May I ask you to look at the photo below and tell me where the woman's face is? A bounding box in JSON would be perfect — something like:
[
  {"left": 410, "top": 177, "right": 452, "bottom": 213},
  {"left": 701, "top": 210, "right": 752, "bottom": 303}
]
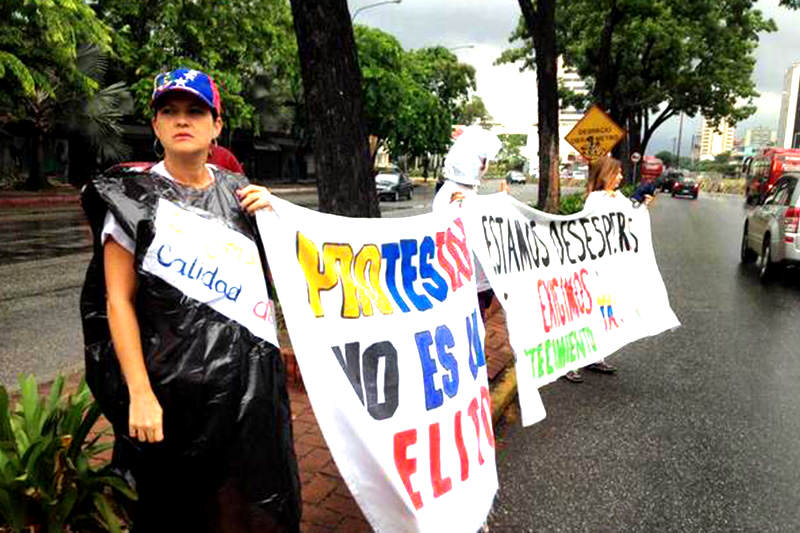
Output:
[
  {"left": 606, "top": 168, "right": 623, "bottom": 191},
  {"left": 151, "top": 92, "right": 222, "bottom": 159}
]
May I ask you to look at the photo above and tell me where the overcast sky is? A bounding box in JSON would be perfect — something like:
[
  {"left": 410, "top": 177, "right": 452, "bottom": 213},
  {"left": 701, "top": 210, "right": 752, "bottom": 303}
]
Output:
[{"left": 348, "top": 0, "right": 800, "bottom": 155}]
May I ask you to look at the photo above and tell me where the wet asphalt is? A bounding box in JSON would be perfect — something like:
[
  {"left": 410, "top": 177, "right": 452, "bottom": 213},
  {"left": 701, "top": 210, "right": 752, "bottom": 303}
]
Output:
[{"left": 489, "top": 193, "right": 800, "bottom": 532}]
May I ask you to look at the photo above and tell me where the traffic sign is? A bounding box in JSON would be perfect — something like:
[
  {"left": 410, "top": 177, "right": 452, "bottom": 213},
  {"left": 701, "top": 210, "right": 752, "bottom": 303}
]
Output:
[
  {"left": 565, "top": 104, "right": 626, "bottom": 162},
  {"left": 630, "top": 151, "right": 641, "bottom": 163}
]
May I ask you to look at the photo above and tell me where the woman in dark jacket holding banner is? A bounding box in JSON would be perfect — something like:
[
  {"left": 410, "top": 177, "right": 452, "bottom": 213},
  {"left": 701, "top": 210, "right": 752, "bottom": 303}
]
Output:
[{"left": 80, "top": 68, "right": 300, "bottom": 532}]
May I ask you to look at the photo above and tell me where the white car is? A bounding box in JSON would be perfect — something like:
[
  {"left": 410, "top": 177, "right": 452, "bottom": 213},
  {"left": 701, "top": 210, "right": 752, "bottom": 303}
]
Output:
[{"left": 505, "top": 170, "right": 526, "bottom": 184}]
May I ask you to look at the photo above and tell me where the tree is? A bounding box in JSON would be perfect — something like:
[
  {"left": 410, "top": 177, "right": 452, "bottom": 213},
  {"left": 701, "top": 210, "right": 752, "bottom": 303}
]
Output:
[
  {"left": 354, "top": 27, "right": 474, "bottom": 168},
  {"left": 655, "top": 150, "right": 675, "bottom": 168},
  {"left": 289, "top": 0, "right": 378, "bottom": 217},
  {"left": 455, "top": 95, "right": 492, "bottom": 127},
  {"left": 497, "top": 133, "right": 528, "bottom": 171},
  {"left": 0, "top": 0, "right": 112, "bottom": 189},
  {"left": 499, "top": 1, "right": 561, "bottom": 213},
  {"left": 501, "top": 0, "right": 774, "bottom": 185},
  {"left": 92, "top": 0, "right": 299, "bottom": 133}
]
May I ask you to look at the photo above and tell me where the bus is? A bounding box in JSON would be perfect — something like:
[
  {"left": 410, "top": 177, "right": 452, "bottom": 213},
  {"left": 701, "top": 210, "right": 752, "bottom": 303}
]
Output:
[{"left": 743, "top": 148, "right": 800, "bottom": 204}]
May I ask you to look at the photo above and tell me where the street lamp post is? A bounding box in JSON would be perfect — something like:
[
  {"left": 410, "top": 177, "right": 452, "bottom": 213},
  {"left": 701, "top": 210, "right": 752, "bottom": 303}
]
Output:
[
  {"left": 351, "top": 0, "right": 401, "bottom": 21},
  {"left": 446, "top": 44, "right": 475, "bottom": 52}
]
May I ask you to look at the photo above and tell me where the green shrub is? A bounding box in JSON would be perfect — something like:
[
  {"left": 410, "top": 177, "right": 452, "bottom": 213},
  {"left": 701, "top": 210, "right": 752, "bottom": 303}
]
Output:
[
  {"left": 0, "top": 375, "right": 135, "bottom": 532},
  {"left": 558, "top": 192, "right": 586, "bottom": 215}
]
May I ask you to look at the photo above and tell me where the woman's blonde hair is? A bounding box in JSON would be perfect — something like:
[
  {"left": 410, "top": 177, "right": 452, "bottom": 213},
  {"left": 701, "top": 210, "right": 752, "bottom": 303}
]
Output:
[{"left": 586, "top": 156, "right": 622, "bottom": 196}]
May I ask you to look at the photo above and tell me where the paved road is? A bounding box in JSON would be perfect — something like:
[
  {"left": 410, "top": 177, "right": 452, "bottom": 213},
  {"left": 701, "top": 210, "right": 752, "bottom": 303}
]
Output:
[
  {"left": 2, "top": 180, "right": 535, "bottom": 388},
  {"left": 489, "top": 193, "right": 800, "bottom": 532},
  {"left": 0, "top": 179, "right": 554, "bottom": 389}
]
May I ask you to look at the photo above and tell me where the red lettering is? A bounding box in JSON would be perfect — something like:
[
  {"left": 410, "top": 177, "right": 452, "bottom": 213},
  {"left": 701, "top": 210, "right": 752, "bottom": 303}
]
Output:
[
  {"left": 537, "top": 280, "right": 552, "bottom": 333},
  {"left": 394, "top": 429, "right": 423, "bottom": 510},
  {"left": 429, "top": 423, "right": 452, "bottom": 498},
  {"left": 454, "top": 410, "right": 469, "bottom": 481},
  {"left": 252, "top": 300, "right": 274, "bottom": 323},
  {"left": 480, "top": 387, "right": 495, "bottom": 448},
  {"left": 467, "top": 398, "right": 484, "bottom": 465},
  {"left": 436, "top": 231, "right": 459, "bottom": 289},
  {"left": 579, "top": 268, "right": 592, "bottom": 313}
]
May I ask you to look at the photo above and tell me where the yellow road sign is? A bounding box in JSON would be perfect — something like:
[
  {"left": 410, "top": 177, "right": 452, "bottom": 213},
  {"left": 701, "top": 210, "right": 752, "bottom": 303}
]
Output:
[{"left": 565, "top": 104, "right": 626, "bottom": 161}]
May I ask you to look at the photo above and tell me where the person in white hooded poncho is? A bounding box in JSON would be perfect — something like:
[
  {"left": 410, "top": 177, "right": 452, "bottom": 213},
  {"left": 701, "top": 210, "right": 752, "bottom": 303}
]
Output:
[{"left": 432, "top": 126, "right": 504, "bottom": 319}]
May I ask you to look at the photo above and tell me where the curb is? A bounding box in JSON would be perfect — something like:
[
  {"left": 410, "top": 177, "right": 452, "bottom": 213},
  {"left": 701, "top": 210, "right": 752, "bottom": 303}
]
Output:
[
  {"left": 490, "top": 366, "right": 517, "bottom": 425},
  {"left": 0, "top": 195, "right": 80, "bottom": 208}
]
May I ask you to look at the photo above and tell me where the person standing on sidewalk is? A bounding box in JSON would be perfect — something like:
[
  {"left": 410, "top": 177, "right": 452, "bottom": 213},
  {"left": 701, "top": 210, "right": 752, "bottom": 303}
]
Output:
[
  {"left": 80, "top": 68, "right": 301, "bottom": 531},
  {"left": 564, "top": 156, "right": 654, "bottom": 383},
  {"left": 432, "top": 126, "right": 504, "bottom": 320}
]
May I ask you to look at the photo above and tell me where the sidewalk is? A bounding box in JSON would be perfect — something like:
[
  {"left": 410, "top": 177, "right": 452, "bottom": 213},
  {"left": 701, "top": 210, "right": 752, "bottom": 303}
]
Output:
[{"left": 32, "top": 303, "right": 516, "bottom": 532}]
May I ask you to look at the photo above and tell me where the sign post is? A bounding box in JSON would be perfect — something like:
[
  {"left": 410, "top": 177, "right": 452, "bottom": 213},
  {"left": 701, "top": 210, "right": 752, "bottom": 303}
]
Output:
[
  {"left": 630, "top": 151, "right": 641, "bottom": 185},
  {"left": 565, "top": 104, "right": 626, "bottom": 163}
]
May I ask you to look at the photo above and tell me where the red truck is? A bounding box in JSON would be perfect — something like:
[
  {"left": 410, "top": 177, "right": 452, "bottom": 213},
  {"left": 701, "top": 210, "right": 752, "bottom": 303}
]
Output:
[
  {"left": 639, "top": 156, "right": 664, "bottom": 184},
  {"left": 743, "top": 148, "right": 800, "bottom": 205}
]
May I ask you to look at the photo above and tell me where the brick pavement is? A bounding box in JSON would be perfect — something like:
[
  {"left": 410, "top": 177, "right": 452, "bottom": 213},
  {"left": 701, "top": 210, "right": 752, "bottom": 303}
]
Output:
[{"left": 23, "top": 302, "right": 514, "bottom": 532}]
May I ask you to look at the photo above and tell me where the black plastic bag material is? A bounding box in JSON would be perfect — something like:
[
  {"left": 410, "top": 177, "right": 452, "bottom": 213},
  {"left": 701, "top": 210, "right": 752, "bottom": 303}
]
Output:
[{"left": 80, "top": 167, "right": 301, "bottom": 532}]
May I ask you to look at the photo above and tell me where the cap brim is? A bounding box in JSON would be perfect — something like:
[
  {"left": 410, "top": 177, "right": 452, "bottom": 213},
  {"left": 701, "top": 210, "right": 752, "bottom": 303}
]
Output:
[{"left": 151, "top": 87, "right": 215, "bottom": 112}]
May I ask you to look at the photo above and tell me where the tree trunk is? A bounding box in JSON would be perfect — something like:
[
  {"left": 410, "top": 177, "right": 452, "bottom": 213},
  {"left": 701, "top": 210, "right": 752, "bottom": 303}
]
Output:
[
  {"left": 289, "top": 0, "right": 378, "bottom": 217},
  {"left": 67, "top": 135, "right": 94, "bottom": 188},
  {"left": 519, "top": 0, "right": 560, "bottom": 213},
  {"left": 24, "top": 130, "right": 47, "bottom": 191}
]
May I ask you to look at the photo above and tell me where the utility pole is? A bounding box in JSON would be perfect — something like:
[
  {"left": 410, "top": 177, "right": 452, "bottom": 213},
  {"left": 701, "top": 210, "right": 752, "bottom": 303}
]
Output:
[{"left": 676, "top": 112, "right": 684, "bottom": 169}]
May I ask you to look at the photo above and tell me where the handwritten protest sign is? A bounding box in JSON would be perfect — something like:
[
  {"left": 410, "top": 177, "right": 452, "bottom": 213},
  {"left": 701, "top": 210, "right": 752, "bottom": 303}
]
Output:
[
  {"left": 464, "top": 193, "right": 680, "bottom": 426},
  {"left": 142, "top": 198, "right": 278, "bottom": 346},
  {"left": 257, "top": 198, "right": 497, "bottom": 533}
]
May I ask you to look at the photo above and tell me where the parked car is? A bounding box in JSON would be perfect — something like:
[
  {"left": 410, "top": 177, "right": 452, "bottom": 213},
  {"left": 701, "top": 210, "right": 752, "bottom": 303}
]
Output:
[
  {"left": 505, "top": 170, "right": 526, "bottom": 185},
  {"left": 740, "top": 173, "right": 800, "bottom": 281},
  {"left": 571, "top": 167, "right": 588, "bottom": 180},
  {"left": 671, "top": 176, "right": 699, "bottom": 199},
  {"left": 743, "top": 148, "right": 800, "bottom": 205},
  {"left": 375, "top": 172, "right": 413, "bottom": 201}
]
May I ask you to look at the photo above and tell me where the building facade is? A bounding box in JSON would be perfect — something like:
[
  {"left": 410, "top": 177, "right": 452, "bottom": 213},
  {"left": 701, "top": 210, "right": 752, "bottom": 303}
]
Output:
[
  {"left": 697, "top": 116, "right": 736, "bottom": 161},
  {"left": 777, "top": 62, "right": 800, "bottom": 149}
]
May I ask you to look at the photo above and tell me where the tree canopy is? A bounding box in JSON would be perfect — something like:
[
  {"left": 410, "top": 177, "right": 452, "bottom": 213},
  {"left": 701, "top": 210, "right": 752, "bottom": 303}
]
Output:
[
  {"left": 455, "top": 95, "right": 492, "bottom": 127},
  {"left": 500, "top": 0, "right": 775, "bottom": 169},
  {"left": 355, "top": 26, "right": 475, "bottom": 162},
  {"left": 91, "top": 0, "right": 298, "bottom": 131}
]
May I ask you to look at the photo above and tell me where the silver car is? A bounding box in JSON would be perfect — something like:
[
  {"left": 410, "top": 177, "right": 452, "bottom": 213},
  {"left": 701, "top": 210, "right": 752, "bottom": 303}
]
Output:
[{"left": 740, "top": 172, "right": 800, "bottom": 280}]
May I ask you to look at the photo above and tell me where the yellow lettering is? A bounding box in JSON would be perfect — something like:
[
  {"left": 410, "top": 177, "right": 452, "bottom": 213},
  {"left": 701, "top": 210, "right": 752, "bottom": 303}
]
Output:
[
  {"left": 297, "top": 232, "right": 359, "bottom": 318},
  {"left": 353, "top": 244, "right": 393, "bottom": 316}
]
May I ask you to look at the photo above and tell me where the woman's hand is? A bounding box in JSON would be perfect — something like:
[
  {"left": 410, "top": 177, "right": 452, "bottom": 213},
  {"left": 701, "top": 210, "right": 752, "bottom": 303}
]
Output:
[
  {"left": 644, "top": 194, "right": 655, "bottom": 207},
  {"left": 129, "top": 388, "right": 164, "bottom": 443},
  {"left": 237, "top": 185, "right": 273, "bottom": 213}
]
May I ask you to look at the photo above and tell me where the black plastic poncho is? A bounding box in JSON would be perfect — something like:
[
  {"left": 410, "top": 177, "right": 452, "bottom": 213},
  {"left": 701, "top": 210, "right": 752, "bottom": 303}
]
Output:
[{"left": 80, "top": 167, "right": 301, "bottom": 532}]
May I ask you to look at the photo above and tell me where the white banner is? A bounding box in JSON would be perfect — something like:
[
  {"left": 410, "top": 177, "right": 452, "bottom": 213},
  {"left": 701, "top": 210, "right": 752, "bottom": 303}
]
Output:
[
  {"left": 257, "top": 198, "right": 497, "bottom": 533},
  {"left": 142, "top": 198, "right": 279, "bottom": 346},
  {"left": 463, "top": 193, "right": 680, "bottom": 426}
]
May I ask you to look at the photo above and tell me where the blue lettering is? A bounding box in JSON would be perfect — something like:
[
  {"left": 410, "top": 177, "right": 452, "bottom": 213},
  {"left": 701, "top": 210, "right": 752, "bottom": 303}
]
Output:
[
  {"left": 434, "top": 325, "right": 458, "bottom": 398},
  {"left": 467, "top": 309, "right": 486, "bottom": 379},
  {"left": 415, "top": 330, "right": 442, "bottom": 410},
  {"left": 400, "top": 239, "right": 432, "bottom": 312},
  {"left": 381, "top": 243, "right": 410, "bottom": 313},
  {"left": 419, "top": 236, "right": 448, "bottom": 303}
]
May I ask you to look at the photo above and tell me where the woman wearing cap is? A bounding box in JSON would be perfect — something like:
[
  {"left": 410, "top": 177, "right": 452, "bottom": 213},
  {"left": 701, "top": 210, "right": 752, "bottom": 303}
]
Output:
[
  {"left": 80, "top": 68, "right": 300, "bottom": 531},
  {"left": 564, "top": 155, "right": 654, "bottom": 383}
]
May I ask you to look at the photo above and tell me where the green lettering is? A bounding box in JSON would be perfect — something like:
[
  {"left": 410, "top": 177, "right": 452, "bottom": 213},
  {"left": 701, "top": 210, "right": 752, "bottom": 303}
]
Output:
[
  {"left": 569, "top": 331, "right": 577, "bottom": 362},
  {"left": 525, "top": 348, "right": 537, "bottom": 378}
]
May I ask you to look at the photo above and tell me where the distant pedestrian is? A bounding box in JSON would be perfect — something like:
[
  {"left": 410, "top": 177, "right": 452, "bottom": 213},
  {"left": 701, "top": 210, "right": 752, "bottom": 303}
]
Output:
[{"left": 564, "top": 156, "right": 654, "bottom": 383}]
